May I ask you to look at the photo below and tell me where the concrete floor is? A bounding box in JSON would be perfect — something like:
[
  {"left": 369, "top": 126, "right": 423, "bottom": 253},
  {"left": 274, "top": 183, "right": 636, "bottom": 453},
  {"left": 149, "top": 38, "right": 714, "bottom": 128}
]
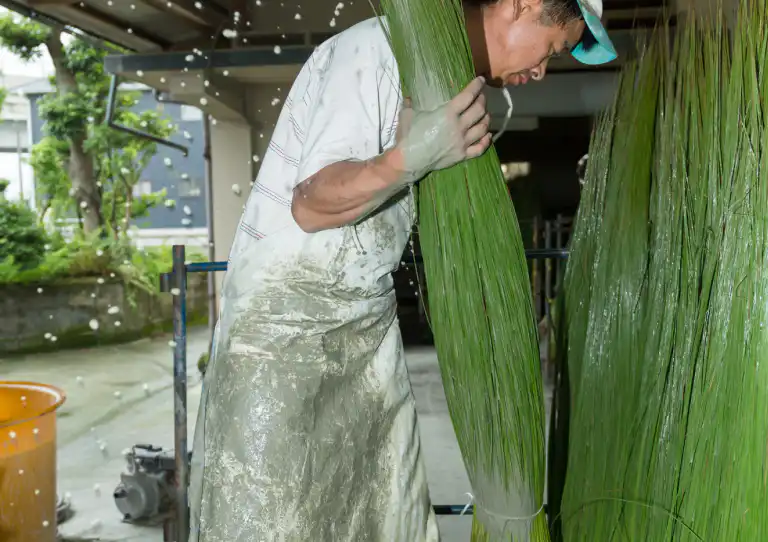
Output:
[{"left": 3, "top": 327, "right": 552, "bottom": 541}]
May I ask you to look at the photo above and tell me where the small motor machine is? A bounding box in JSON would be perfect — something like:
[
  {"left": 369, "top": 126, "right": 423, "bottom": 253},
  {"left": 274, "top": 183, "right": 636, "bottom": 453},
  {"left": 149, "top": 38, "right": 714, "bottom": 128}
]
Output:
[{"left": 113, "top": 444, "right": 177, "bottom": 523}]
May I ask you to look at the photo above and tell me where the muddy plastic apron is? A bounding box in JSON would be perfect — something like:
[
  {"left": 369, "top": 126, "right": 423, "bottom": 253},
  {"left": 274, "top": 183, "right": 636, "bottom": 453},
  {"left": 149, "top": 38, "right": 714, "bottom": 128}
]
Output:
[{"left": 189, "top": 190, "right": 439, "bottom": 541}]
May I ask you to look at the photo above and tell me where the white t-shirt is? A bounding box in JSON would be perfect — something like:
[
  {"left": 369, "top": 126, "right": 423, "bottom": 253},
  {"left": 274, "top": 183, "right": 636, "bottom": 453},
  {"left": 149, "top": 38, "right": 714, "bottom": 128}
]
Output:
[{"left": 224, "top": 17, "right": 413, "bottom": 300}]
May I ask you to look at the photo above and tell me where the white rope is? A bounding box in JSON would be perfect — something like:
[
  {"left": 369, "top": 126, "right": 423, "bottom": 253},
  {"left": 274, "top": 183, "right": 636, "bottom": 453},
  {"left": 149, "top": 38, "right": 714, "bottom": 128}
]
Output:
[
  {"left": 460, "top": 492, "right": 475, "bottom": 516},
  {"left": 459, "top": 492, "right": 545, "bottom": 522},
  {"left": 492, "top": 86, "right": 514, "bottom": 143}
]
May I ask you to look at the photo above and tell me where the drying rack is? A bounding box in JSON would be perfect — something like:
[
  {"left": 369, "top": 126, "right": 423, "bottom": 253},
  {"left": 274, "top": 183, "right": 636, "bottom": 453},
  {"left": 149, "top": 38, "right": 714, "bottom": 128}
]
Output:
[{"left": 161, "top": 245, "right": 568, "bottom": 542}]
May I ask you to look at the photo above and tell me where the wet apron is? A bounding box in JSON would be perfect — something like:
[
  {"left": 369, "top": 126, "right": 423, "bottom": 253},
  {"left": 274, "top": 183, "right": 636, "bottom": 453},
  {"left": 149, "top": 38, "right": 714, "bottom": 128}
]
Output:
[{"left": 189, "top": 191, "right": 439, "bottom": 541}]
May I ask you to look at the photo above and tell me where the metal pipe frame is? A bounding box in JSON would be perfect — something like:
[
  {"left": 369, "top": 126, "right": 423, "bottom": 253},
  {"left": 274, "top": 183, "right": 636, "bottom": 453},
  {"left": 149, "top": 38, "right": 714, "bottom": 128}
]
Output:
[
  {"left": 163, "top": 245, "right": 568, "bottom": 539},
  {"left": 105, "top": 75, "right": 190, "bottom": 156}
]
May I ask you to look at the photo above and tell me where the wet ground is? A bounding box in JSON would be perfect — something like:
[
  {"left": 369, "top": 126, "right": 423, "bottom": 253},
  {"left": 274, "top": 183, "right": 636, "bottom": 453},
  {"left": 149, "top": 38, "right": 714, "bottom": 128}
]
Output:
[{"left": 3, "top": 326, "right": 552, "bottom": 541}]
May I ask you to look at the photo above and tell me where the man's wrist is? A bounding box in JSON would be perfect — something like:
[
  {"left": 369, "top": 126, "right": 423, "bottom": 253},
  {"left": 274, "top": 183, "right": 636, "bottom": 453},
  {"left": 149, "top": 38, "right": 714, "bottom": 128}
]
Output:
[{"left": 375, "top": 147, "right": 420, "bottom": 187}]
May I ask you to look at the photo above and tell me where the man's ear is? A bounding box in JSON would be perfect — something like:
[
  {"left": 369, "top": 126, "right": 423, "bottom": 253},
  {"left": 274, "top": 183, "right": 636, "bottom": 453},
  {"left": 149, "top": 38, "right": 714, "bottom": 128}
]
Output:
[{"left": 497, "top": 0, "right": 543, "bottom": 21}]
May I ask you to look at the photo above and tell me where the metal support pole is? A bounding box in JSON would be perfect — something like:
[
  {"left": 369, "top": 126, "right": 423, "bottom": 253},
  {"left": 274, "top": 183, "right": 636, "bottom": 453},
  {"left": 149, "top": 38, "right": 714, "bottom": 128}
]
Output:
[{"left": 172, "top": 245, "right": 190, "bottom": 542}]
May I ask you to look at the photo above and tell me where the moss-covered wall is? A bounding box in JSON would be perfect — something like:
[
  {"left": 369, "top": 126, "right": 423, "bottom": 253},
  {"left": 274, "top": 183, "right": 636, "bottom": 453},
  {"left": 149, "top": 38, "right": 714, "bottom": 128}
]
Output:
[{"left": 0, "top": 274, "right": 208, "bottom": 355}]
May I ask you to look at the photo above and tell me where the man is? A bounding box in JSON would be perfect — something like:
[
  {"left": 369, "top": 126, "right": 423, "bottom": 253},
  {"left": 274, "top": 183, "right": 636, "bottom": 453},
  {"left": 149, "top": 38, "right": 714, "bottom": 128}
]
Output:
[{"left": 190, "top": 1, "right": 615, "bottom": 540}]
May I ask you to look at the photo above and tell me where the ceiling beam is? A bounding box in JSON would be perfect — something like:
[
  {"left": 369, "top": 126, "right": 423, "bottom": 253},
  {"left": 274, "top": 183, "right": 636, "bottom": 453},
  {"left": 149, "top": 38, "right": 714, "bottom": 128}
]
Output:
[
  {"left": 139, "top": 0, "right": 230, "bottom": 27},
  {"left": 138, "top": 0, "right": 219, "bottom": 32},
  {"left": 165, "top": 71, "right": 253, "bottom": 124},
  {"left": 27, "top": 0, "right": 78, "bottom": 5}
]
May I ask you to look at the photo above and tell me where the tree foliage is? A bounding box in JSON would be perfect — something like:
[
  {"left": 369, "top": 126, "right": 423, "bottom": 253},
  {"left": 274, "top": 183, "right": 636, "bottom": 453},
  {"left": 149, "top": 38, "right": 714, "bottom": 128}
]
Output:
[{"left": 0, "top": 13, "right": 174, "bottom": 236}]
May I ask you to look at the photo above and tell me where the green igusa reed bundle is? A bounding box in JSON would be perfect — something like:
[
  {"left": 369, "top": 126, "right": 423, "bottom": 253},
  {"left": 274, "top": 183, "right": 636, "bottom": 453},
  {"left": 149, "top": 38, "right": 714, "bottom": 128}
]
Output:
[
  {"left": 558, "top": 5, "right": 768, "bottom": 541},
  {"left": 378, "top": 1, "right": 548, "bottom": 540}
]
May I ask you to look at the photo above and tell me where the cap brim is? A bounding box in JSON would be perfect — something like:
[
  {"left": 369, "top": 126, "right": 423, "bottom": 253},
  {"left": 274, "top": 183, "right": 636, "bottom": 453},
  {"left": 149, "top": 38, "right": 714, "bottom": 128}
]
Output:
[{"left": 571, "top": 4, "right": 617, "bottom": 65}]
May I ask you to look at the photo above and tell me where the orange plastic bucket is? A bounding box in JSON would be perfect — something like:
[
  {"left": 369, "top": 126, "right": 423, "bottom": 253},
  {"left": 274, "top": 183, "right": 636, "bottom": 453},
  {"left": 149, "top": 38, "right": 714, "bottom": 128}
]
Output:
[{"left": 0, "top": 382, "right": 66, "bottom": 542}]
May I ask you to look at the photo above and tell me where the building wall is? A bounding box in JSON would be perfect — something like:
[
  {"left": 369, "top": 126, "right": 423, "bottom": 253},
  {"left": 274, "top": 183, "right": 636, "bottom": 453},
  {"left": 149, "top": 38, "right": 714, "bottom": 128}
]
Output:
[{"left": 27, "top": 90, "right": 207, "bottom": 229}]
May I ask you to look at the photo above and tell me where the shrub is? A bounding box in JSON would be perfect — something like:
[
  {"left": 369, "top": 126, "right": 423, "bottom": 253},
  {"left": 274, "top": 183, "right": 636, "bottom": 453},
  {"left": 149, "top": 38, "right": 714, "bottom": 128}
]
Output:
[
  {"left": 0, "top": 199, "right": 48, "bottom": 270},
  {"left": 0, "top": 230, "right": 206, "bottom": 292}
]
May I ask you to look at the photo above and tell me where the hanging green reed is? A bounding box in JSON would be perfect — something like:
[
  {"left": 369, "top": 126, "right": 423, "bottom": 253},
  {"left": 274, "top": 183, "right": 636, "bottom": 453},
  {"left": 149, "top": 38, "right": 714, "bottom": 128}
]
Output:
[
  {"left": 558, "top": 5, "right": 768, "bottom": 541},
  {"left": 377, "top": 1, "right": 548, "bottom": 540}
]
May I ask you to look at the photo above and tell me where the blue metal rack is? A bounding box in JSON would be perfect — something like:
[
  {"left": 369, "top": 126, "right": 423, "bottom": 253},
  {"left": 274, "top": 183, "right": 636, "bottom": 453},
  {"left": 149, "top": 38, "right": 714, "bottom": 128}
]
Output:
[{"left": 161, "top": 245, "right": 568, "bottom": 541}]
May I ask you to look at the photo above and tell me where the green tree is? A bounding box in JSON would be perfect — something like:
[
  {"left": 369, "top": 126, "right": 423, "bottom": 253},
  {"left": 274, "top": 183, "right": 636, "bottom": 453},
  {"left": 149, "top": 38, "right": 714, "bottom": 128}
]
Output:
[{"left": 0, "top": 15, "right": 173, "bottom": 235}]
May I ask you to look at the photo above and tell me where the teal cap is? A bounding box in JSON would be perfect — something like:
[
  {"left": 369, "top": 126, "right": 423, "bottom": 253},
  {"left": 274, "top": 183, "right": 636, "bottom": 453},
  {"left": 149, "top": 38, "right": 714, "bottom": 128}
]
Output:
[{"left": 571, "top": 0, "right": 618, "bottom": 65}]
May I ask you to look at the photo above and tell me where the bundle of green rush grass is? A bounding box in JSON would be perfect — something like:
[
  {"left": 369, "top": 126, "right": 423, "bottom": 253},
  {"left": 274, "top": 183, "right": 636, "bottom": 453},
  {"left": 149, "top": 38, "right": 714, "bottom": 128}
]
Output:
[
  {"left": 378, "top": 1, "right": 548, "bottom": 540},
  {"left": 557, "top": 5, "right": 768, "bottom": 541}
]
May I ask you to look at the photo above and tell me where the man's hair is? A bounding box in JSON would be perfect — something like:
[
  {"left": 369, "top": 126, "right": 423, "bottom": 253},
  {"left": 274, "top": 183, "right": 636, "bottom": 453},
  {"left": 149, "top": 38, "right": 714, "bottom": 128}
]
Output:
[
  {"left": 541, "top": 0, "right": 582, "bottom": 26},
  {"left": 465, "top": 0, "right": 583, "bottom": 27}
]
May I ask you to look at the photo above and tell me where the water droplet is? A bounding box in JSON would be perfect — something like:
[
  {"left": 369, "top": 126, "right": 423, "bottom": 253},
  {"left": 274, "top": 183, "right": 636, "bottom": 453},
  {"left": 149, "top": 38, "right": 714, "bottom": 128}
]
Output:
[
  {"left": 113, "top": 391, "right": 121, "bottom": 399},
  {"left": 89, "top": 319, "right": 99, "bottom": 331},
  {"left": 169, "top": 340, "right": 177, "bottom": 347},
  {"left": 108, "top": 306, "right": 120, "bottom": 315},
  {"left": 170, "top": 288, "right": 181, "bottom": 296},
  {"left": 222, "top": 28, "right": 238, "bottom": 39},
  {"left": 294, "top": 13, "right": 302, "bottom": 19},
  {"left": 37, "top": 287, "right": 43, "bottom": 294},
  {"left": 42, "top": 520, "right": 49, "bottom": 527},
  {"left": 97, "top": 278, "right": 105, "bottom": 284},
  {"left": 232, "top": 184, "right": 242, "bottom": 196},
  {"left": 9, "top": 431, "right": 16, "bottom": 439},
  {"left": 34, "top": 489, "right": 40, "bottom": 495},
  {"left": 200, "top": 97, "right": 208, "bottom": 106},
  {"left": 76, "top": 376, "right": 84, "bottom": 385},
  {"left": 114, "top": 321, "right": 121, "bottom": 327},
  {"left": 274, "top": 46, "right": 282, "bottom": 54}
]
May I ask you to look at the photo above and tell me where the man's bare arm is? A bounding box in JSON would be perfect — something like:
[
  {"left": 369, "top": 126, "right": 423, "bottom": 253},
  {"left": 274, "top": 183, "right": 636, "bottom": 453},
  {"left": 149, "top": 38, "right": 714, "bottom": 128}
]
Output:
[
  {"left": 291, "top": 149, "right": 407, "bottom": 233},
  {"left": 291, "top": 77, "right": 491, "bottom": 233}
]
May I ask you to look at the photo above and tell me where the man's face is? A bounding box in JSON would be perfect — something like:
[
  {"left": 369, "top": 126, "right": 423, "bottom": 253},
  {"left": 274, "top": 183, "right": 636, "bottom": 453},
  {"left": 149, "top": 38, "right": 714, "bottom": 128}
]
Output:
[{"left": 483, "top": 0, "right": 586, "bottom": 87}]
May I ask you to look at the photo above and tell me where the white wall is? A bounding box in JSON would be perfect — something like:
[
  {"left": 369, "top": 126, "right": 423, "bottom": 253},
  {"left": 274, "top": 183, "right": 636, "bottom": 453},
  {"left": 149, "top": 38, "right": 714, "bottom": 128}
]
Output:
[{"left": 0, "top": 151, "right": 33, "bottom": 206}]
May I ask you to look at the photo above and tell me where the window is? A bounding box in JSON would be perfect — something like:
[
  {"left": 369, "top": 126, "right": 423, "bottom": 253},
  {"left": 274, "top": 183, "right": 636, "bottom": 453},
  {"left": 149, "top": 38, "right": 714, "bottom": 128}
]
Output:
[
  {"left": 178, "top": 177, "right": 202, "bottom": 198},
  {"left": 132, "top": 180, "right": 153, "bottom": 197},
  {"left": 180, "top": 105, "right": 203, "bottom": 121}
]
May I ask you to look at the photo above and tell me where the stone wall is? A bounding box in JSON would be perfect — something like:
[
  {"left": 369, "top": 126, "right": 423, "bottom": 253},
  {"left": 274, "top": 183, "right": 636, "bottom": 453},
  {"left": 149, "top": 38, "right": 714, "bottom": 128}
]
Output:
[{"left": 0, "top": 274, "right": 208, "bottom": 355}]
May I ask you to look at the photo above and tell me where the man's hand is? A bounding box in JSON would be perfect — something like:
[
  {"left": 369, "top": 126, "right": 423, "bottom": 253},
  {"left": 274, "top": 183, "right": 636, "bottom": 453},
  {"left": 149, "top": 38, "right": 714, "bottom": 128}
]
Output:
[{"left": 395, "top": 76, "right": 492, "bottom": 183}]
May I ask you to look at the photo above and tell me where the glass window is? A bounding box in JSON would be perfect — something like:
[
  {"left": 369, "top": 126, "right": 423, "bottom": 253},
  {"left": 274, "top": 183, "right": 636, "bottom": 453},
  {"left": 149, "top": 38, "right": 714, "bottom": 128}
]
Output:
[
  {"left": 132, "top": 180, "right": 153, "bottom": 197},
  {"left": 178, "top": 177, "right": 202, "bottom": 198}
]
